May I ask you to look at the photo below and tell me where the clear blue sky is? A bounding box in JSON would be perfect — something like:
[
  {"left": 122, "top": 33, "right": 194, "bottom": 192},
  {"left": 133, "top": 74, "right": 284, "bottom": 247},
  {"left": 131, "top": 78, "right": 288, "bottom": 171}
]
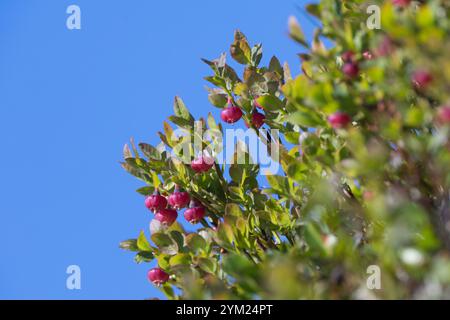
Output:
[{"left": 0, "top": 0, "right": 314, "bottom": 299}]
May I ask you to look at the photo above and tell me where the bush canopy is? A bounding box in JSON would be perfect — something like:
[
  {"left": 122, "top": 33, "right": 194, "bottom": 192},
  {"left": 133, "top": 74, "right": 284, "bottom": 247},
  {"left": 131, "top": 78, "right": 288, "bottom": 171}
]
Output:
[{"left": 121, "top": 0, "right": 450, "bottom": 299}]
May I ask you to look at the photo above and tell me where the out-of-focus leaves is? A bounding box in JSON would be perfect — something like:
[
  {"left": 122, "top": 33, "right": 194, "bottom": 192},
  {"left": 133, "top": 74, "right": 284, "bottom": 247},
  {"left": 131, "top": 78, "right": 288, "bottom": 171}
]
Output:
[
  {"left": 223, "top": 253, "right": 260, "bottom": 293},
  {"left": 197, "top": 257, "right": 217, "bottom": 274},
  {"left": 303, "top": 223, "right": 327, "bottom": 257},
  {"left": 306, "top": 3, "right": 320, "bottom": 19},
  {"left": 288, "top": 16, "right": 308, "bottom": 48},
  {"left": 286, "top": 110, "right": 325, "bottom": 127}
]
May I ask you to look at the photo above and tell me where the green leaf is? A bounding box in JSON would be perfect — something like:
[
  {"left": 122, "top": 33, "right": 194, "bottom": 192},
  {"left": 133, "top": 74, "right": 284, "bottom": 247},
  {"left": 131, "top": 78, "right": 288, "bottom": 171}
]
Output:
[
  {"left": 228, "top": 186, "right": 244, "bottom": 201},
  {"left": 285, "top": 132, "right": 300, "bottom": 144},
  {"left": 161, "top": 283, "right": 176, "bottom": 299},
  {"left": 198, "top": 257, "right": 217, "bottom": 274},
  {"left": 283, "top": 62, "right": 292, "bottom": 82},
  {"left": 119, "top": 239, "right": 139, "bottom": 252},
  {"left": 151, "top": 171, "right": 161, "bottom": 189},
  {"left": 123, "top": 144, "right": 133, "bottom": 159},
  {"left": 405, "top": 108, "right": 425, "bottom": 128},
  {"left": 152, "top": 233, "right": 173, "bottom": 247},
  {"left": 312, "top": 28, "right": 326, "bottom": 54},
  {"left": 208, "top": 92, "right": 228, "bottom": 108},
  {"left": 256, "top": 95, "right": 283, "bottom": 111},
  {"left": 234, "top": 83, "right": 249, "bottom": 97},
  {"left": 134, "top": 251, "right": 154, "bottom": 264},
  {"left": 136, "top": 186, "right": 153, "bottom": 196},
  {"left": 304, "top": 223, "right": 327, "bottom": 257},
  {"left": 120, "top": 162, "right": 149, "bottom": 182},
  {"left": 168, "top": 220, "right": 186, "bottom": 234},
  {"left": 222, "top": 253, "right": 259, "bottom": 290},
  {"left": 204, "top": 76, "right": 227, "bottom": 89},
  {"left": 225, "top": 203, "right": 242, "bottom": 217},
  {"left": 299, "top": 134, "right": 320, "bottom": 155},
  {"left": 230, "top": 30, "right": 251, "bottom": 65},
  {"left": 137, "top": 230, "right": 152, "bottom": 252},
  {"left": 282, "top": 74, "right": 310, "bottom": 101},
  {"left": 185, "top": 233, "right": 207, "bottom": 253},
  {"left": 173, "top": 96, "right": 194, "bottom": 123},
  {"left": 169, "top": 253, "right": 191, "bottom": 266},
  {"left": 269, "top": 56, "right": 283, "bottom": 76},
  {"left": 139, "top": 143, "right": 161, "bottom": 160},
  {"left": 157, "top": 254, "right": 171, "bottom": 270},
  {"left": 223, "top": 254, "right": 259, "bottom": 293},
  {"left": 266, "top": 175, "right": 291, "bottom": 196},
  {"left": 306, "top": 4, "right": 321, "bottom": 19},
  {"left": 288, "top": 16, "right": 308, "bottom": 48},
  {"left": 223, "top": 253, "right": 254, "bottom": 273},
  {"left": 169, "top": 116, "right": 193, "bottom": 129},
  {"left": 216, "top": 222, "right": 234, "bottom": 247},
  {"left": 152, "top": 232, "right": 178, "bottom": 255},
  {"left": 158, "top": 131, "right": 172, "bottom": 148},
  {"left": 170, "top": 231, "right": 185, "bottom": 251},
  {"left": 286, "top": 111, "right": 325, "bottom": 127},
  {"left": 163, "top": 121, "right": 175, "bottom": 146},
  {"left": 207, "top": 112, "right": 222, "bottom": 133},
  {"left": 229, "top": 164, "right": 243, "bottom": 184},
  {"left": 416, "top": 4, "right": 434, "bottom": 28},
  {"left": 287, "top": 162, "right": 306, "bottom": 182},
  {"left": 250, "top": 43, "right": 263, "bottom": 67}
]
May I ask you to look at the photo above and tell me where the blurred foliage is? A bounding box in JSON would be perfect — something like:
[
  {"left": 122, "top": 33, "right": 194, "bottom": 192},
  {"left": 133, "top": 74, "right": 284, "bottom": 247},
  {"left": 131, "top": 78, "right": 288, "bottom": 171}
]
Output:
[{"left": 121, "top": 0, "right": 450, "bottom": 299}]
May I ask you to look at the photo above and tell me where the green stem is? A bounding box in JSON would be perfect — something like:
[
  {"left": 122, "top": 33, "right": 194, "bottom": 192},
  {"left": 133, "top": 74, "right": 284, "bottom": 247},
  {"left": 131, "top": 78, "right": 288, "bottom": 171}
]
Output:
[{"left": 214, "top": 162, "right": 229, "bottom": 200}]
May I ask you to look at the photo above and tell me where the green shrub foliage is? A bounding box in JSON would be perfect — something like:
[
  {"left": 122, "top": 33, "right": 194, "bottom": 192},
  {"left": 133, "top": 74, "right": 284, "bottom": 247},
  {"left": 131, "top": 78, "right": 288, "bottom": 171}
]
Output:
[{"left": 121, "top": 0, "right": 450, "bottom": 299}]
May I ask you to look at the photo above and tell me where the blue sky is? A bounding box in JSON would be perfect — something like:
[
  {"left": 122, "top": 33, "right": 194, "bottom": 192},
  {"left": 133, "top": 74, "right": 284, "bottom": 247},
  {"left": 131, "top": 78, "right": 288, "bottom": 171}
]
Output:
[{"left": 0, "top": 0, "right": 314, "bottom": 299}]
